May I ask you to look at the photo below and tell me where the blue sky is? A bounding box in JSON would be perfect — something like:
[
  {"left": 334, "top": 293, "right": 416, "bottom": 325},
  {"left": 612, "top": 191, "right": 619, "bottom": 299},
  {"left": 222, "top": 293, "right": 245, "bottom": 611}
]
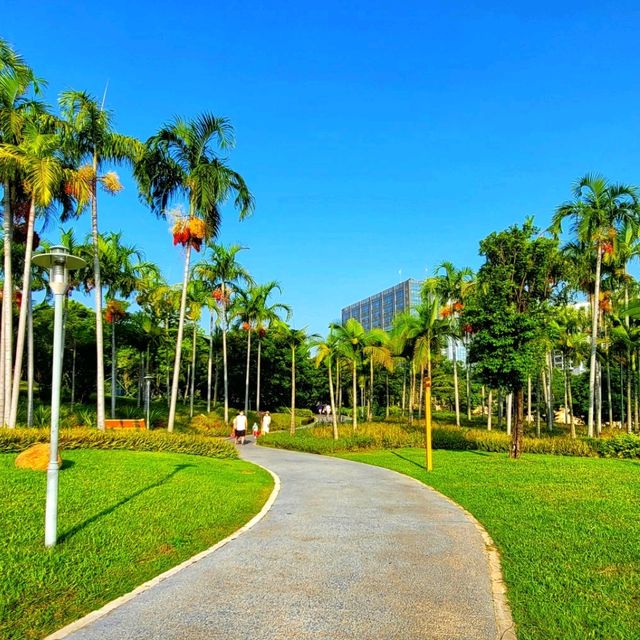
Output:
[{"left": 4, "top": 2, "right": 640, "bottom": 336}]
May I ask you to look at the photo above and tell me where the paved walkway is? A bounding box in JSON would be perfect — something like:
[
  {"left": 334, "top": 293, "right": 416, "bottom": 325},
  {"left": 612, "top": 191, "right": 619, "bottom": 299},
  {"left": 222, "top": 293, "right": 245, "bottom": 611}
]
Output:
[{"left": 54, "top": 443, "right": 511, "bottom": 640}]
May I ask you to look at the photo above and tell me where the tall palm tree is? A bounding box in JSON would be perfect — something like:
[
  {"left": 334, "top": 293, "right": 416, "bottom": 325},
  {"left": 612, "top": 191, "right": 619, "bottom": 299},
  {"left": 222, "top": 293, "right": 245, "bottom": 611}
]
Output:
[
  {"left": 277, "top": 324, "right": 314, "bottom": 435},
  {"left": 363, "top": 328, "right": 393, "bottom": 421},
  {"left": 194, "top": 243, "right": 252, "bottom": 424},
  {"left": 59, "top": 90, "right": 142, "bottom": 430},
  {"left": 136, "top": 115, "right": 253, "bottom": 431},
  {"left": 0, "top": 40, "right": 44, "bottom": 426},
  {"left": 551, "top": 174, "right": 639, "bottom": 436},
  {"left": 312, "top": 331, "right": 340, "bottom": 439},
  {"left": 426, "top": 262, "right": 474, "bottom": 425},
  {"left": 330, "top": 318, "right": 369, "bottom": 431},
  {"left": 235, "top": 281, "right": 290, "bottom": 414}
]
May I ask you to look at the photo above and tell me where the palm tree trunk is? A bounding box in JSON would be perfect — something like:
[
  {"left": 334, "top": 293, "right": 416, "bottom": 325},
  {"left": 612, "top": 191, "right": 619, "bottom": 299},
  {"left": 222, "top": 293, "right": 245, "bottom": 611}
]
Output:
[
  {"left": 352, "top": 359, "right": 357, "bottom": 431},
  {"left": 527, "top": 376, "right": 532, "bottom": 423},
  {"left": 368, "top": 358, "right": 374, "bottom": 421},
  {"left": 466, "top": 338, "right": 472, "bottom": 421},
  {"left": 627, "top": 357, "right": 633, "bottom": 433},
  {"left": 167, "top": 242, "right": 192, "bottom": 432},
  {"left": 222, "top": 295, "right": 229, "bottom": 424},
  {"left": 506, "top": 392, "right": 513, "bottom": 435},
  {"left": 497, "top": 388, "right": 503, "bottom": 429},
  {"left": 190, "top": 321, "right": 197, "bottom": 418},
  {"left": 71, "top": 342, "right": 77, "bottom": 410},
  {"left": 290, "top": 346, "right": 296, "bottom": 435},
  {"left": 568, "top": 370, "right": 575, "bottom": 438},
  {"left": 2, "top": 181, "right": 14, "bottom": 426},
  {"left": 546, "top": 351, "right": 554, "bottom": 432},
  {"left": 536, "top": 374, "right": 541, "bottom": 438},
  {"left": 409, "top": 363, "right": 415, "bottom": 425},
  {"left": 27, "top": 293, "right": 34, "bottom": 427},
  {"left": 402, "top": 363, "right": 407, "bottom": 416},
  {"left": 256, "top": 339, "right": 262, "bottom": 414},
  {"left": 328, "top": 362, "right": 338, "bottom": 439},
  {"left": 606, "top": 358, "right": 613, "bottom": 428},
  {"left": 596, "top": 359, "right": 602, "bottom": 436},
  {"left": 91, "top": 173, "right": 106, "bottom": 431},
  {"left": 563, "top": 361, "right": 568, "bottom": 428},
  {"left": 165, "top": 318, "right": 170, "bottom": 405},
  {"left": 111, "top": 321, "right": 116, "bottom": 419},
  {"left": 635, "top": 351, "right": 640, "bottom": 432},
  {"left": 213, "top": 355, "right": 219, "bottom": 409},
  {"left": 487, "top": 389, "right": 492, "bottom": 430},
  {"left": 244, "top": 328, "right": 251, "bottom": 414},
  {"left": 9, "top": 199, "right": 37, "bottom": 427},
  {"left": 620, "top": 362, "right": 624, "bottom": 429},
  {"left": 453, "top": 353, "right": 460, "bottom": 426},
  {"left": 418, "top": 368, "right": 423, "bottom": 420},
  {"left": 385, "top": 371, "right": 390, "bottom": 419},
  {"left": 0, "top": 299, "right": 5, "bottom": 428},
  {"left": 207, "top": 313, "right": 213, "bottom": 413},
  {"left": 588, "top": 251, "right": 602, "bottom": 436}
]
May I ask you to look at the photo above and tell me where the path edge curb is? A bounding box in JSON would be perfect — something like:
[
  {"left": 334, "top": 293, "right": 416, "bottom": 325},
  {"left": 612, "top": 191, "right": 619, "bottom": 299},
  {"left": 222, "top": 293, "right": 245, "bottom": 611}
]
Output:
[
  {"left": 400, "top": 471, "right": 517, "bottom": 640},
  {"left": 43, "top": 461, "right": 281, "bottom": 640}
]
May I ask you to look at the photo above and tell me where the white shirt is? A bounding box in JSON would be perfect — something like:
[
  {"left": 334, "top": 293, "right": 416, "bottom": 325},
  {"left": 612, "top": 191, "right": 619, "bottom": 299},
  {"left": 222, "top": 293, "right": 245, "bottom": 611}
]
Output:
[
  {"left": 262, "top": 414, "right": 271, "bottom": 433},
  {"left": 234, "top": 414, "right": 248, "bottom": 431}
]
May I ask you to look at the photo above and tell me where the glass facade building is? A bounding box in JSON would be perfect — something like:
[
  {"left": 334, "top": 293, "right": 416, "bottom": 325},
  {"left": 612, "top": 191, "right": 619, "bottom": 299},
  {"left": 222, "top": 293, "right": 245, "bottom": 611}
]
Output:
[{"left": 341, "top": 279, "right": 423, "bottom": 331}]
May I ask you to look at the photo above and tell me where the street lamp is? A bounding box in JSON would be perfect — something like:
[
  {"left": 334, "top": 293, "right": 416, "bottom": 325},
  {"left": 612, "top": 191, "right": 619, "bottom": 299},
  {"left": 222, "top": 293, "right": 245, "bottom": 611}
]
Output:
[
  {"left": 32, "top": 245, "right": 86, "bottom": 548},
  {"left": 144, "top": 375, "right": 154, "bottom": 429}
]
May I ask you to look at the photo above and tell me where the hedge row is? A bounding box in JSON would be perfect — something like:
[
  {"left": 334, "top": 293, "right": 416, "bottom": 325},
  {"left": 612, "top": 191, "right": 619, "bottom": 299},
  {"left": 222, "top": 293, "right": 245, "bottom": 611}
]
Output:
[
  {"left": 261, "top": 425, "right": 640, "bottom": 459},
  {"left": 0, "top": 428, "right": 238, "bottom": 459}
]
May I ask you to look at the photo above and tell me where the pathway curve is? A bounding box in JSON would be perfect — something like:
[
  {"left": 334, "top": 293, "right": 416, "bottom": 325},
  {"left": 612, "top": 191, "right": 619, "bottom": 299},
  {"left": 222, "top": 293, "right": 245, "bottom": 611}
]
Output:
[{"left": 54, "top": 443, "right": 511, "bottom": 640}]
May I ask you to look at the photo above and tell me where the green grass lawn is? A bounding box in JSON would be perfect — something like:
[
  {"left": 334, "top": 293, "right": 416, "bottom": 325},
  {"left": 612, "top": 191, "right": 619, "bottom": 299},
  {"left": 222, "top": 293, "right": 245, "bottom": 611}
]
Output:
[
  {"left": 1, "top": 449, "right": 273, "bottom": 640},
  {"left": 340, "top": 449, "right": 640, "bottom": 640}
]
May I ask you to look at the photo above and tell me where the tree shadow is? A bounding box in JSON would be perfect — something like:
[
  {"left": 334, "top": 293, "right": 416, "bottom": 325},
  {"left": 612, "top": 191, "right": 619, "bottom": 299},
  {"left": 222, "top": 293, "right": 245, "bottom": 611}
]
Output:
[
  {"left": 61, "top": 459, "right": 76, "bottom": 470},
  {"left": 390, "top": 450, "right": 428, "bottom": 471},
  {"left": 59, "top": 463, "right": 193, "bottom": 542}
]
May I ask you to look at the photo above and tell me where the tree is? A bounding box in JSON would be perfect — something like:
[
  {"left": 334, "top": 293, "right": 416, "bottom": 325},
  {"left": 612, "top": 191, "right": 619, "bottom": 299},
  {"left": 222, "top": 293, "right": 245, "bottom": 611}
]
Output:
[
  {"left": 194, "top": 243, "right": 252, "bottom": 423},
  {"left": 136, "top": 115, "right": 253, "bottom": 431},
  {"left": 312, "top": 331, "right": 340, "bottom": 439},
  {"left": 465, "top": 220, "right": 562, "bottom": 458},
  {"left": 551, "top": 175, "right": 639, "bottom": 436},
  {"left": 59, "top": 90, "right": 142, "bottom": 430}
]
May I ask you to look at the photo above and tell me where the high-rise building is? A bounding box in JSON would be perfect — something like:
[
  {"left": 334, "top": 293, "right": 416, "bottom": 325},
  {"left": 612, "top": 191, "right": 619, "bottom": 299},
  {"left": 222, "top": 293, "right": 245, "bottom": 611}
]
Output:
[{"left": 341, "top": 279, "right": 423, "bottom": 331}]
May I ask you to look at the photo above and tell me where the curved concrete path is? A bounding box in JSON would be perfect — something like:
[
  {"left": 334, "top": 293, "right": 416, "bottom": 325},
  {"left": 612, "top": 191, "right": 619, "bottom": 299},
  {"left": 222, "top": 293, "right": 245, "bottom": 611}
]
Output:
[{"left": 52, "top": 443, "right": 512, "bottom": 640}]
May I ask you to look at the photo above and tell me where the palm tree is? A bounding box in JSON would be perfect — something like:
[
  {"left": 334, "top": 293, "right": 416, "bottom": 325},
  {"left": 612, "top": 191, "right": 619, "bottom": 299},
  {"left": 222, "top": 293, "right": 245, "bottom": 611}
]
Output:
[
  {"left": 235, "top": 281, "right": 290, "bottom": 414},
  {"left": 0, "top": 39, "right": 44, "bottom": 426},
  {"left": 0, "top": 122, "right": 91, "bottom": 427},
  {"left": 85, "top": 232, "right": 145, "bottom": 418},
  {"left": 135, "top": 115, "right": 253, "bottom": 431},
  {"left": 312, "top": 331, "right": 340, "bottom": 439},
  {"left": 277, "top": 324, "right": 314, "bottom": 435},
  {"left": 194, "top": 243, "right": 252, "bottom": 424},
  {"left": 426, "top": 262, "right": 474, "bottom": 426},
  {"left": 330, "top": 318, "right": 369, "bottom": 431},
  {"left": 551, "top": 174, "right": 639, "bottom": 436},
  {"left": 59, "top": 90, "right": 142, "bottom": 430},
  {"left": 363, "top": 328, "right": 393, "bottom": 421}
]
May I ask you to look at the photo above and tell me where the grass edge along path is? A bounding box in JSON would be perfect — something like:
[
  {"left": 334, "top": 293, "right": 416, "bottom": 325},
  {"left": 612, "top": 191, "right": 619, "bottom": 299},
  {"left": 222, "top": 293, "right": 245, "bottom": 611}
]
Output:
[
  {"left": 1, "top": 449, "right": 273, "bottom": 640},
  {"left": 338, "top": 448, "right": 640, "bottom": 640}
]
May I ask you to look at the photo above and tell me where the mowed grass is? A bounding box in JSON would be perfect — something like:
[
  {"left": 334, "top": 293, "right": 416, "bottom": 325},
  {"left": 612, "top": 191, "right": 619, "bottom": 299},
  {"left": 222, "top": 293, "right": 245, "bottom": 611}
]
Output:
[
  {"left": 340, "top": 449, "right": 640, "bottom": 640},
  {"left": 1, "top": 449, "right": 273, "bottom": 640}
]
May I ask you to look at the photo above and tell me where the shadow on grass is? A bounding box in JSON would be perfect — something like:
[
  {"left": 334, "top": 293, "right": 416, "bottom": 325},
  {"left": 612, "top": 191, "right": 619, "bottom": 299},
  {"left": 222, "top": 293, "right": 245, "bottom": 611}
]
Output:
[
  {"left": 59, "top": 464, "right": 193, "bottom": 542},
  {"left": 390, "top": 450, "right": 427, "bottom": 471}
]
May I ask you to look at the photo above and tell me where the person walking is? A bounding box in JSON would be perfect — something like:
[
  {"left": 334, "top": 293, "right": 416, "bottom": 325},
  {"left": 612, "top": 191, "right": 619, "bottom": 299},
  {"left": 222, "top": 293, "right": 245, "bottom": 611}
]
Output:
[
  {"left": 261, "top": 411, "right": 271, "bottom": 435},
  {"left": 233, "top": 411, "right": 248, "bottom": 445}
]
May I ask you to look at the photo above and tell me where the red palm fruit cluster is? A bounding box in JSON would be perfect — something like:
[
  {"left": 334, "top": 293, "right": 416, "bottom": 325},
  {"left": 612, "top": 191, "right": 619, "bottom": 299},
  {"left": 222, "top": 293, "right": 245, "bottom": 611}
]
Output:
[
  {"left": 599, "top": 293, "right": 612, "bottom": 314},
  {"left": 258, "top": 327, "right": 267, "bottom": 338},
  {"left": 453, "top": 302, "right": 464, "bottom": 312},
  {"left": 463, "top": 323, "right": 474, "bottom": 334},
  {"left": 212, "top": 287, "right": 229, "bottom": 305},
  {"left": 15, "top": 290, "right": 22, "bottom": 310},
  {"left": 105, "top": 299, "right": 126, "bottom": 324},
  {"left": 242, "top": 322, "right": 251, "bottom": 331},
  {"left": 441, "top": 306, "right": 452, "bottom": 318},
  {"left": 172, "top": 218, "right": 207, "bottom": 252},
  {"left": 601, "top": 241, "right": 614, "bottom": 255}
]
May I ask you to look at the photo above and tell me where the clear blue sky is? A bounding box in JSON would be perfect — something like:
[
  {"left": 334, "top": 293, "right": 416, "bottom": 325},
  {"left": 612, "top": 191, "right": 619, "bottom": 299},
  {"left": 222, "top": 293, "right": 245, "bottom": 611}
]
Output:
[{"left": 4, "top": 2, "right": 640, "bottom": 336}]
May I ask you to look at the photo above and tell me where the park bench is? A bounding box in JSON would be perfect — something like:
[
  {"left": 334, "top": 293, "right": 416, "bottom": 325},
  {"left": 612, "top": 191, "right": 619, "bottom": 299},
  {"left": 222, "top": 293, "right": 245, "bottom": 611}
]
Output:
[{"left": 104, "top": 418, "right": 146, "bottom": 429}]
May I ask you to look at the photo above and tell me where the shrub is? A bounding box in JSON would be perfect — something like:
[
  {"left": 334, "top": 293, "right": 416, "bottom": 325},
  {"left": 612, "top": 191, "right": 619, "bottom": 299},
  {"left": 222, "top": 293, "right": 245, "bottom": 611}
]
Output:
[
  {"left": 0, "top": 428, "right": 237, "bottom": 459},
  {"left": 588, "top": 433, "right": 640, "bottom": 458}
]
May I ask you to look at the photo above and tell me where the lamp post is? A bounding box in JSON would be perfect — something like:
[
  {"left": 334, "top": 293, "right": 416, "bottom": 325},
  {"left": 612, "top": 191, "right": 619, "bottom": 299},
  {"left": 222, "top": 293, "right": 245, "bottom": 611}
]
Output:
[
  {"left": 144, "top": 375, "right": 154, "bottom": 429},
  {"left": 32, "top": 245, "right": 86, "bottom": 548}
]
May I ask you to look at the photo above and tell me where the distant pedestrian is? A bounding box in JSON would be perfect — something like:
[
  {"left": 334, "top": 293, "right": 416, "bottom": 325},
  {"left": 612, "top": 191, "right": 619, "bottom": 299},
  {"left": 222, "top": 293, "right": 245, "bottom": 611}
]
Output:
[
  {"left": 252, "top": 422, "right": 259, "bottom": 439},
  {"left": 233, "top": 411, "right": 248, "bottom": 445},
  {"left": 261, "top": 411, "right": 271, "bottom": 435}
]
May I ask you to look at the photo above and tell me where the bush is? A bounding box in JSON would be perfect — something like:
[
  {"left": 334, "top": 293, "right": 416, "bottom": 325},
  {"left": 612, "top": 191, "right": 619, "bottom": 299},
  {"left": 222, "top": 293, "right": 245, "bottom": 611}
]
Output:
[
  {"left": 0, "top": 428, "right": 237, "bottom": 459},
  {"left": 588, "top": 433, "right": 640, "bottom": 458}
]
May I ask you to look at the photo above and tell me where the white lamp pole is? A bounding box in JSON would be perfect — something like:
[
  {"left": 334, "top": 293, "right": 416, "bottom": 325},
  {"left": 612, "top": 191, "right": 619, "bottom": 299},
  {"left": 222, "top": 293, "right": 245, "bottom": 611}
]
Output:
[{"left": 32, "top": 245, "right": 86, "bottom": 548}]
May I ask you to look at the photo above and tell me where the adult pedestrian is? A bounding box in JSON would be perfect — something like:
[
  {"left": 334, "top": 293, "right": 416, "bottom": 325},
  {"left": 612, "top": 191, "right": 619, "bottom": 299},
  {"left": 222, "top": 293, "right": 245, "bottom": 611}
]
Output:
[
  {"left": 233, "top": 410, "right": 248, "bottom": 445},
  {"left": 261, "top": 411, "right": 271, "bottom": 435}
]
